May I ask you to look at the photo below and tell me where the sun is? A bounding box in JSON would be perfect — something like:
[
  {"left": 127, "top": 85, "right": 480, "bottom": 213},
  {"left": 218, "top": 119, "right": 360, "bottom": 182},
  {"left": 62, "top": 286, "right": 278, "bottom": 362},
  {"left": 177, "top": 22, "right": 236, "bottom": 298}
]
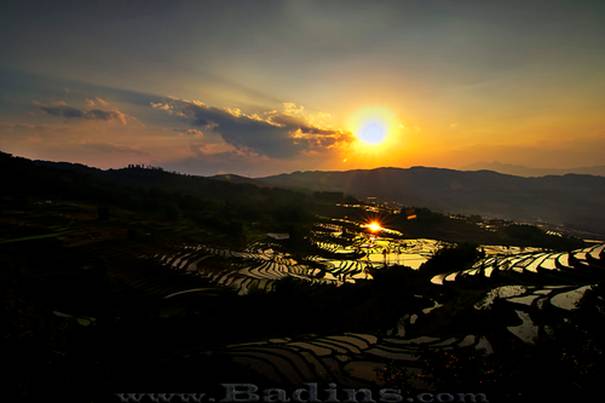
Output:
[
  {"left": 349, "top": 107, "right": 396, "bottom": 148},
  {"left": 357, "top": 119, "right": 387, "bottom": 145}
]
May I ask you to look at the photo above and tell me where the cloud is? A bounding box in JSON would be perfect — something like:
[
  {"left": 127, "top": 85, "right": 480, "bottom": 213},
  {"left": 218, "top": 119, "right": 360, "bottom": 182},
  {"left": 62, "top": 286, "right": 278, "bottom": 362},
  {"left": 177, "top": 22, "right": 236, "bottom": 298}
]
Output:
[
  {"left": 150, "top": 101, "right": 173, "bottom": 112},
  {"left": 84, "top": 108, "right": 128, "bottom": 124},
  {"left": 150, "top": 98, "right": 352, "bottom": 158},
  {"left": 36, "top": 100, "right": 128, "bottom": 124},
  {"left": 173, "top": 128, "right": 205, "bottom": 137},
  {"left": 85, "top": 97, "right": 110, "bottom": 108},
  {"left": 183, "top": 128, "right": 205, "bottom": 137}
]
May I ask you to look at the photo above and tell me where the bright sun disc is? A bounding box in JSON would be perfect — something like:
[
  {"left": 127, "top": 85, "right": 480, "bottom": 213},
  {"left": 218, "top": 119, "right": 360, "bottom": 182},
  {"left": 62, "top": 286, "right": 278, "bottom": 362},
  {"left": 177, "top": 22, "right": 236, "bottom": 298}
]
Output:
[
  {"left": 349, "top": 107, "right": 396, "bottom": 148},
  {"left": 357, "top": 120, "right": 387, "bottom": 144}
]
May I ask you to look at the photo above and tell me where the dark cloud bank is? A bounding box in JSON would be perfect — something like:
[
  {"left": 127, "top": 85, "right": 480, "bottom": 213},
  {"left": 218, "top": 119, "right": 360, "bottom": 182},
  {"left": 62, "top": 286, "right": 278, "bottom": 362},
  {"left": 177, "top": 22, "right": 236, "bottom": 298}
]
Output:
[{"left": 37, "top": 102, "right": 127, "bottom": 124}]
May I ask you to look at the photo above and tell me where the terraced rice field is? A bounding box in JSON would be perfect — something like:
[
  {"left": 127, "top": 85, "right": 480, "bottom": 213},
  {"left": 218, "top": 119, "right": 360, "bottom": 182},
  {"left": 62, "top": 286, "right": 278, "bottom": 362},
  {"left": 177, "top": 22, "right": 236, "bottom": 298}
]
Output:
[
  {"left": 480, "top": 244, "right": 544, "bottom": 256},
  {"left": 313, "top": 221, "right": 447, "bottom": 270},
  {"left": 359, "top": 238, "right": 445, "bottom": 269},
  {"left": 219, "top": 280, "right": 597, "bottom": 386},
  {"left": 221, "top": 332, "right": 488, "bottom": 386},
  {"left": 153, "top": 217, "right": 451, "bottom": 294},
  {"left": 147, "top": 218, "right": 604, "bottom": 386},
  {"left": 431, "top": 243, "right": 605, "bottom": 285},
  {"left": 153, "top": 244, "right": 339, "bottom": 295},
  {"left": 155, "top": 236, "right": 447, "bottom": 294}
]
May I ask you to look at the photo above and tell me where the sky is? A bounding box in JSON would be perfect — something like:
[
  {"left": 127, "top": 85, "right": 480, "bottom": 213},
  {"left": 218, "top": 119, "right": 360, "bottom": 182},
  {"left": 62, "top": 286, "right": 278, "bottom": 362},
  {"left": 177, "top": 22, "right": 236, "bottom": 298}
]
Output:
[{"left": 1, "top": 0, "right": 604, "bottom": 176}]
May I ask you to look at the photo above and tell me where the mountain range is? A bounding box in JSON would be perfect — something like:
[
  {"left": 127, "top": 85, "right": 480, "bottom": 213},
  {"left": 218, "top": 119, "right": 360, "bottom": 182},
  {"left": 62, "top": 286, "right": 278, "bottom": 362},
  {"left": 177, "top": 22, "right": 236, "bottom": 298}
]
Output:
[
  {"left": 2, "top": 150, "right": 604, "bottom": 236},
  {"left": 215, "top": 166, "right": 605, "bottom": 236},
  {"left": 463, "top": 161, "right": 605, "bottom": 177}
]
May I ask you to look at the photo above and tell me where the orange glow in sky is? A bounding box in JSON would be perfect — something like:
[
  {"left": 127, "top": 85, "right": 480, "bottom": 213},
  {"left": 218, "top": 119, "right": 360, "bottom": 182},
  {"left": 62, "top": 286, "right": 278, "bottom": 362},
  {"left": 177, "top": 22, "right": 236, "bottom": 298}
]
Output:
[{"left": 1, "top": 1, "right": 604, "bottom": 176}]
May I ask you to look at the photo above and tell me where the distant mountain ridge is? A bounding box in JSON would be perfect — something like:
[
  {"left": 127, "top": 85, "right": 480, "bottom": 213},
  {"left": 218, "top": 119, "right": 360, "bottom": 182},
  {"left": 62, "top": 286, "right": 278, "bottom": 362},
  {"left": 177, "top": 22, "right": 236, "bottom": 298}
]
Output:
[
  {"left": 210, "top": 173, "right": 259, "bottom": 185},
  {"left": 254, "top": 166, "right": 605, "bottom": 235},
  {"left": 2, "top": 150, "right": 604, "bottom": 235},
  {"left": 464, "top": 161, "right": 605, "bottom": 177}
]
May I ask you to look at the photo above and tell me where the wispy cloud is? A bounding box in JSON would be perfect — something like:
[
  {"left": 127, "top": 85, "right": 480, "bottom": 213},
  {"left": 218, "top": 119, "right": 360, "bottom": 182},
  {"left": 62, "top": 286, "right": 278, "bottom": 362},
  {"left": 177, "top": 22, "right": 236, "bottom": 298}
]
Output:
[
  {"left": 173, "top": 128, "right": 205, "bottom": 137},
  {"left": 35, "top": 100, "right": 128, "bottom": 125},
  {"left": 84, "top": 97, "right": 110, "bottom": 108}
]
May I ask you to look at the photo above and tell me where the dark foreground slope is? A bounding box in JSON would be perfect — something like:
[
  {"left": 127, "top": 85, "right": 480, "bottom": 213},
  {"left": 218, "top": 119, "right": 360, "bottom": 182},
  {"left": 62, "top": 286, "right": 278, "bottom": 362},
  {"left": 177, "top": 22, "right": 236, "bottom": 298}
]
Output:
[
  {"left": 259, "top": 167, "right": 605, "bottom": 235},
  {"left": 0, "top": 151, "right": 319, "bottom": 243}
]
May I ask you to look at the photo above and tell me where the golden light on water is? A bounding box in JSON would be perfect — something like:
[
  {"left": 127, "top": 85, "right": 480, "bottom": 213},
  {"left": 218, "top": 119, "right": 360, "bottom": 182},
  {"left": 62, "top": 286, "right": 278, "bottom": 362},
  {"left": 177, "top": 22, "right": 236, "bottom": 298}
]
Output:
[{"left": 366, "top": 220, "right": 383, "bottom": 233}]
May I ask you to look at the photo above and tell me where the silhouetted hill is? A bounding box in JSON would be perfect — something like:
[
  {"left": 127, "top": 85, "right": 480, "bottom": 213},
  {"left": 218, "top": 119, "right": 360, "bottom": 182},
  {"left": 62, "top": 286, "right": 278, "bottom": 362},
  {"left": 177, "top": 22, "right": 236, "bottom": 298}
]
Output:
[
  {"left": 210, "top": 173, "right": 260, "bottom": 186},
  {"left": 0, "top": 150, "right": 295, "bottom": 205},
  {"left": 3, "top": 151, "right": 604, "bottom": 235},
  {"left": 258, "top": 167, "right": 605, "bottom": 235},
  {"left": 465, "top": 161, "right": 605, "bottom": 177},
  {"left": 0, "top": 151, "right": 318, "bottom": 240}
]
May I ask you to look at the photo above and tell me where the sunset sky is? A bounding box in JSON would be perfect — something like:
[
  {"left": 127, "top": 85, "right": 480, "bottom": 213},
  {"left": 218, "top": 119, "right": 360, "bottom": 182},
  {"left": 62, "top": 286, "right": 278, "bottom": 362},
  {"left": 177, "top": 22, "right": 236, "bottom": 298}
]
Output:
[{"left": 1, "top": 0, "right": 604, "bottom": 176}]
